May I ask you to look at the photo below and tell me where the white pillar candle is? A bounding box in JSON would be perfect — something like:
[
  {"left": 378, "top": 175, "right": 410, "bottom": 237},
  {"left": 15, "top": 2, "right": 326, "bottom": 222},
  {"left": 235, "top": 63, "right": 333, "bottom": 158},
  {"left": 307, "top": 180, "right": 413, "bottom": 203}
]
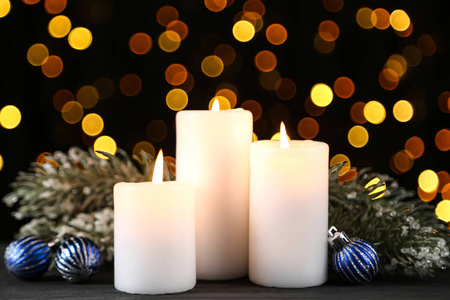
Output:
[
  {"left": 249, "top": 123, "right": 329, "bottom": 288},
  {"left": 114, "top": 151, "right": 196, "bottom": 294},
  {"left": 176, "top": 103, "right": 253, "bottom": 280}
]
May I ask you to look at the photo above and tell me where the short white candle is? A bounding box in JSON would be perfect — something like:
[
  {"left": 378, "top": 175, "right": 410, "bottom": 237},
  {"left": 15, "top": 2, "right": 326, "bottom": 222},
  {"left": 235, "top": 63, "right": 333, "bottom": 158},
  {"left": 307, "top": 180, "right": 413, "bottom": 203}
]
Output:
[
  {"left": 249, "top": 123, "right": 329, "bottom": 288},
  {"left": 176, "top": 100, "right": 253, "bottom": 280},
  {"left": 114, "top": 150, "right": 196, "bottom": 294}
]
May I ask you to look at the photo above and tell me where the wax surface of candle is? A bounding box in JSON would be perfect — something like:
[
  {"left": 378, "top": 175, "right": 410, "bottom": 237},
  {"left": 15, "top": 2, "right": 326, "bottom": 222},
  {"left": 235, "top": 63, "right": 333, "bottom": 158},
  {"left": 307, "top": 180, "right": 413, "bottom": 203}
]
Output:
[
  {"left": 176, "top": 108, "right": 252, "bottom": 280},
  {"left": 114, "top": 182, "right": 195, "bottom": 294},
  {"left": 249, "top": 140, "right": 329, "bottom": 288}
]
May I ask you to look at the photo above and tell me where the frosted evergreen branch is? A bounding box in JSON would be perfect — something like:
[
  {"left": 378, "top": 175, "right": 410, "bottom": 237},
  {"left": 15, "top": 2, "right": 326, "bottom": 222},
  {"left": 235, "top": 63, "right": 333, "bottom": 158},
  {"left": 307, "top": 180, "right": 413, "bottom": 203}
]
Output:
[{"left": 329, "top": 163, "right": 450, "bottom": 277}]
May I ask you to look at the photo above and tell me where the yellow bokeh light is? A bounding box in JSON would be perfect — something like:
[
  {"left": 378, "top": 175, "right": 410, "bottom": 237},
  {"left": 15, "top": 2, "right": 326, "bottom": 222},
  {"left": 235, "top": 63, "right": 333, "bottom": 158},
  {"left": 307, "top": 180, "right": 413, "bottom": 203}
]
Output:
[
  {"left": 310, "top": 83, "right": 333, "bottom": 107},
  {"left": 201, "top": 55, "right": 224, "bottom": 78},
  {"left": 0, "top": 105, "right": 21, "bottom": 129},
  {"left": 68, "top": 27, "right": 93, "bottom": 50},
  {"left": 82, "top": 113, "right": 104, "bottom": 136},
  {"left": 232, "top": 20, "right": 255, "bottom": 42},
  {"left": 386, "top": 54, "right": 407, "bottom": 77},
  {"left": 418, "top": 169, "right": 439, "bottom": 193},
  {"left": 436, "top": 200, "right": 450, "bottom": 222},
  {"left": 61, "top": 101, "right": 83, "bottom": 124},
  {"left": 271, "top": 132, "right": 291, "bottom": 141},
  {"left": 348, "top": 125, "right": 369, "bottom": 148},
  {"left": 252, "top": 132, "right": 258, "bottom": 142},
  {"left": 363, "top": 100, "right": 386, "bottom": 124},
  {"left": 356, "top": 7, "right": 374, "bottom": 29},
  {"left": 27, "top": 43, "right": 49, "bottom": 66},
  {"left": 393, "top": 100, "right": 414, "bottom": 122},
  {"left": 0, "top": 153, "right": 3, "bottom": 171},
  {"left": 166, "top": 88, "right": 188, "bottom": 111},
  {"left": 93, "top": 135, "right": 117, "bottom": 159},
  {"left": 48, "top": 15, "right": 71, "bottom": 38},
  {"left": 76, "top": 85, "right": 99, "bottom": 109},
  {"left": 365, "top": 177, "right": 386, "bottom": 200},
  {"left": 208, "top": 96, "right": 230, "bottom": 110},
  {"left": 330, "top": 154, "right": 351, "bottom": 175},
  {"left": 390, "top": 9, "right": 410, "bottom": 31},
  {"left": 158, "top": 30, "right": 181, "bottom": 52},
  {"left": 0, "top": 0, "right": 11, "bottom": 18}
]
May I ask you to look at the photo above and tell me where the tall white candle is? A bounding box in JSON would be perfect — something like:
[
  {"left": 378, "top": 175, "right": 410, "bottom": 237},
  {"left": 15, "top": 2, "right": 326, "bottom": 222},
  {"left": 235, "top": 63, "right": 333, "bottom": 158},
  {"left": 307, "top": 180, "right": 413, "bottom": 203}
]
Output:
[
  {"left": 176, "top": 102, "right": 253, "bottom": 280},
  {"left": 114, "top": 151, "right": 196, "bottom": 294},
  {"left": 249, "top": 123, "right": 329, "bottom": 288}
]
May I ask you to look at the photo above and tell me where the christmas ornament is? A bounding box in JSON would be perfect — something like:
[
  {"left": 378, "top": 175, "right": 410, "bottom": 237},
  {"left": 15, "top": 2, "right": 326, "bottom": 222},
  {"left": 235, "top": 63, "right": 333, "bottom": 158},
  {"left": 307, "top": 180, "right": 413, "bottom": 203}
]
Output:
[
  {"left": 4, "top": 236, "right": 52, "bottom": 280},
  {"left": 55, "top": 236, "right": 101, "bottom": 283},
  {"left": 328, "top": 226, "right": 379, "bottom": 284}
]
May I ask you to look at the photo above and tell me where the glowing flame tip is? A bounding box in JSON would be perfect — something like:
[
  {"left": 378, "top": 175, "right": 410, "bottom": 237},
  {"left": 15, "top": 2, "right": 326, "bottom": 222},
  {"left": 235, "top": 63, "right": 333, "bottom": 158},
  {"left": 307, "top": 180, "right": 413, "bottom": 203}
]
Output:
[
  {"left": 152, "top": 150, "right": 164, "bottom": 183},
  {"left": 212, "top": 99, "right": 220, "bottom": 111},
  {"left": 280, "top": 122, "right": 289, "bottom": 148}
]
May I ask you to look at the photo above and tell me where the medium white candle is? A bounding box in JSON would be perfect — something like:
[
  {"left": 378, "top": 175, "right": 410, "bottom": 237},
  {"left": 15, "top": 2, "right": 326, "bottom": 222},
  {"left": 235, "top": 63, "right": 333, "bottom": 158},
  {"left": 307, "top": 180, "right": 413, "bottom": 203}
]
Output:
[
  {"left": 176, "top": 101, "right": 253, "bottom": 280},
  {"left": 114, "top": 151, "right": 196, "bottom": 294},
  {"left": 249, "top": 123, "right": 329, "bottom": 288}
]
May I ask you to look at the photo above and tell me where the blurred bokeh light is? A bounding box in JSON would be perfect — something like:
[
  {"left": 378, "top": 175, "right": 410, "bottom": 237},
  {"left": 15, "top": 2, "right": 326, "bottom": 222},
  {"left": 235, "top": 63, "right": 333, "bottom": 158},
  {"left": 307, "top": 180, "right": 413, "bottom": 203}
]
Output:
[
  {"left": 68, "top": 27, "right": 93, "bottom": 50},
  {"left": 94, "top": 135, "right": 117, "bottom": 159},
  {"left": 0, "top": 0, "right": 11, "bottom": 18},
  {"left": 0, "top": 105, "right": 21, "bottom": 129},
  {"left": 48, "top": 15, "right": 71, "bottom": 38},
  {"left": 129, "top": 33, "right": 153, "bottom": 55}
]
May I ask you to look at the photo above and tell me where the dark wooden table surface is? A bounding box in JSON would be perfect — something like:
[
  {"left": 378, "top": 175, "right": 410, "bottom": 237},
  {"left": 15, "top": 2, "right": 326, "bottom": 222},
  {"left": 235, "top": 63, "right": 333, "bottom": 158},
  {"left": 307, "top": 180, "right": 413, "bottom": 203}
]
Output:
[{"left": 1, "top": 242, "right": 450, "bottom": 299}]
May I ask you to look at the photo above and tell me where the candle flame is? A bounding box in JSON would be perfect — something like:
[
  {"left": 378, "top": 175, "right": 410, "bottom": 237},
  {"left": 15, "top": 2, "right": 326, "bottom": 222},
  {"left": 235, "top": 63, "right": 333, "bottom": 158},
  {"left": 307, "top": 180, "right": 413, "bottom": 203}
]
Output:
[
  {"left": 211, "top": 98, "right": 220, "bottom": 111},
  {"left": 280, "top": 122, "right": 289, "bottom": 148},
  {"left": 152, "top": 150, "right": 164, "bottom": 184}
]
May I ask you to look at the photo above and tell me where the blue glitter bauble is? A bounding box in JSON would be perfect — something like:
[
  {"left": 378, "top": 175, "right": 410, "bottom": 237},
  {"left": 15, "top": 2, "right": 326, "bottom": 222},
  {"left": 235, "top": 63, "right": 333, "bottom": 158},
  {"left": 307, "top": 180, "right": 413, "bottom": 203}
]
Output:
[
  {"left": 4, "top": 236, "right": 52, "bottom": 280},
  {"left": 55, "top": 237, "right": 101, "bottom": 283},
  {"left": 328, "top": 226, "right": 379, "bottom": 284}
]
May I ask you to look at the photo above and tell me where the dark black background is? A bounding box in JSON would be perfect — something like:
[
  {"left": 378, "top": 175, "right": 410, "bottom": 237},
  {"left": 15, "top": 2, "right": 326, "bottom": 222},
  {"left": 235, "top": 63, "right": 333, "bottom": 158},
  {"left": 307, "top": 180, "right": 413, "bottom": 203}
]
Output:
[{"left": 1, "top": 0, "right": 449, "bottom": 241}]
